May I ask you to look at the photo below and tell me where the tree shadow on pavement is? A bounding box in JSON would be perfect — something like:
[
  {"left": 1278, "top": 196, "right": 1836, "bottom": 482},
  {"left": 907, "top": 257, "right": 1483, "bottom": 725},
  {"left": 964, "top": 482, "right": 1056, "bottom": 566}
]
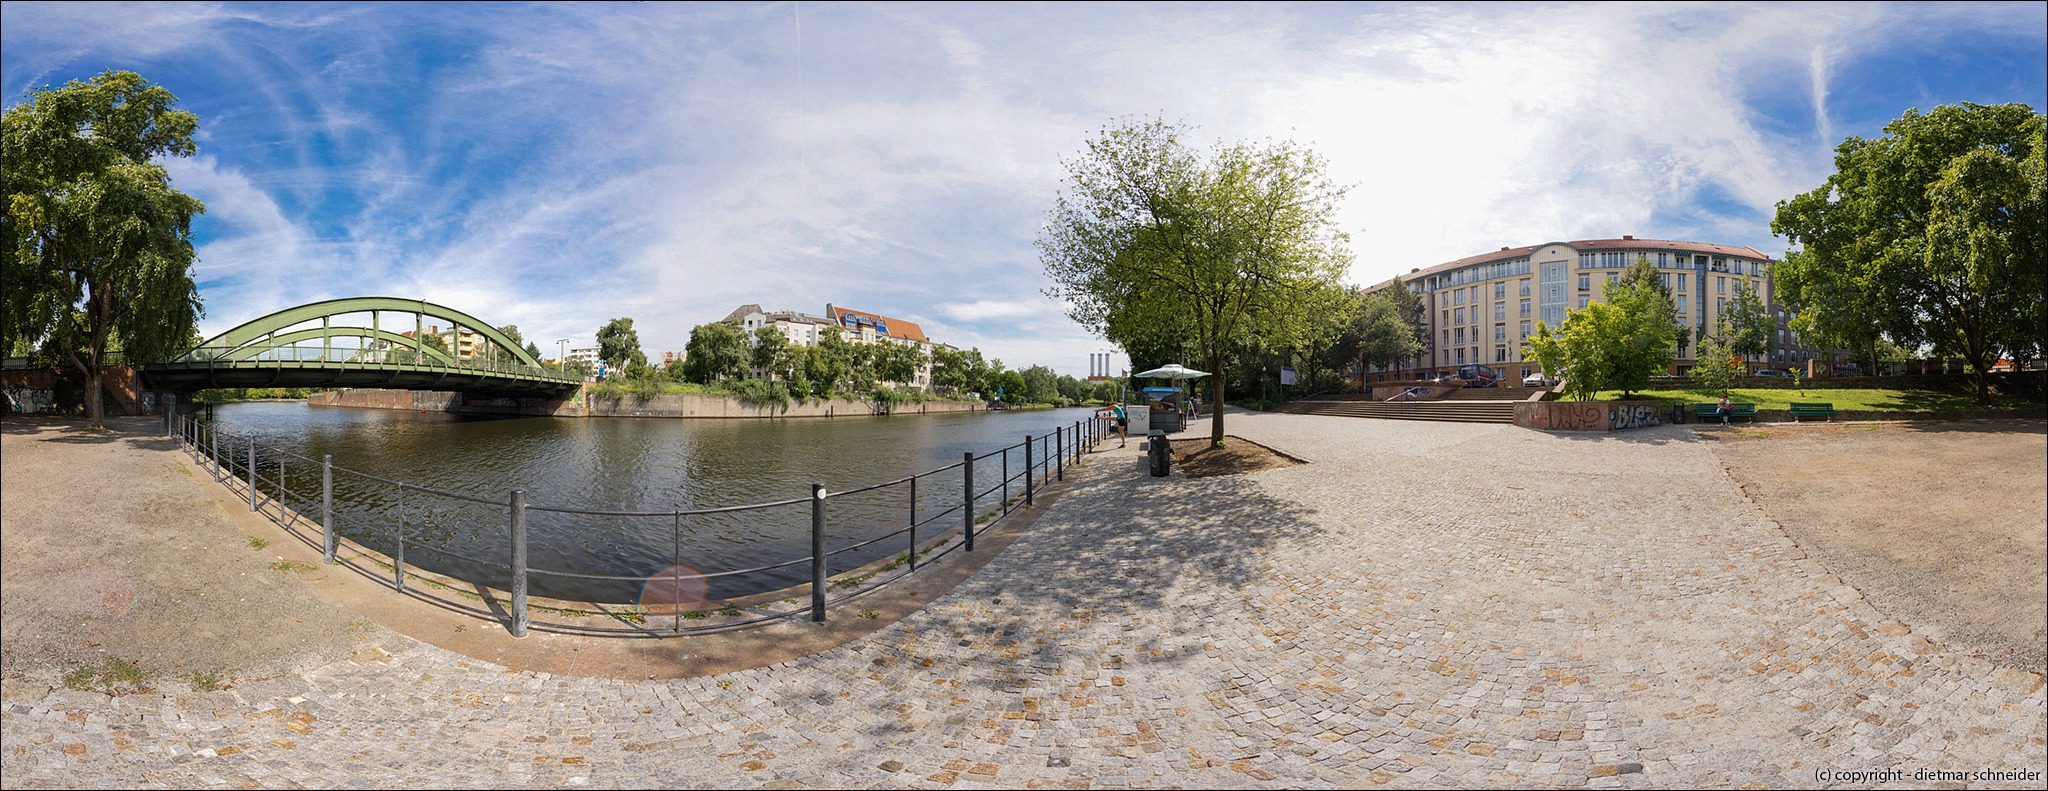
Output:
[{"left": 2, "top": 415, "right": 181, "bottom": 451}]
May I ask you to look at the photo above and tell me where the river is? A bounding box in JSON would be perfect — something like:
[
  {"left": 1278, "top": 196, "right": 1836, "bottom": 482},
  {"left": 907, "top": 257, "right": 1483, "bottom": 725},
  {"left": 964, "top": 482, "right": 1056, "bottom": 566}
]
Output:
[{"left": 201, "top": 401, "right": 1106, "bottom": 603}]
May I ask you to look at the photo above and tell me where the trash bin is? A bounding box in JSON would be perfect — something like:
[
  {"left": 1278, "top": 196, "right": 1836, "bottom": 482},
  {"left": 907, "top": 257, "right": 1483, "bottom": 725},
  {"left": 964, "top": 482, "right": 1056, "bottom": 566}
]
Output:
[{"left": 1147, "top": 429, "right": 1171, "bottom": 477}]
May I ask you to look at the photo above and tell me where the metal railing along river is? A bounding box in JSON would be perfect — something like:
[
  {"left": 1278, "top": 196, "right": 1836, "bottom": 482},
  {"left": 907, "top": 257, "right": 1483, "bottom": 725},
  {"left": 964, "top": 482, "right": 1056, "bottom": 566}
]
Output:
[{"left": 165, "top": 409, "right": 1113, "bottom": 637}]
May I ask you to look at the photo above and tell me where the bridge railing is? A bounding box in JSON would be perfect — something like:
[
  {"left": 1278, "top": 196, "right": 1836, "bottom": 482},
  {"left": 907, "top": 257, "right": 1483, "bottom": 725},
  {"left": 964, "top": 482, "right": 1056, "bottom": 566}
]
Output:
[
  {"left": 167, "top": 410, "right": 1110, "bottom": 637},
  {"left": 164, "top": 346, "right": 582, "bottom": 383}
]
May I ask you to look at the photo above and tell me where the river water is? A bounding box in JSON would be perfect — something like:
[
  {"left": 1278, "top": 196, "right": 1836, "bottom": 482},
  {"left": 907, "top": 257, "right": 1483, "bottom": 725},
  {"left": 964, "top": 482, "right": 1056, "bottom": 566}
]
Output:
[{"left": 203, "top": 401, "right": 1104, "bottom": 603}]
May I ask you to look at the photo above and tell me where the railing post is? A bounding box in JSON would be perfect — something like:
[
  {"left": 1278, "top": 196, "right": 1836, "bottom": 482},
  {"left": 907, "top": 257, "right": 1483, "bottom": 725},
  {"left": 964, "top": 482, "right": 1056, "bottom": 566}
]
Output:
[
  {"left": 1056, "top": 426, "right": 1064, "bottom": 481},
  {"left": 908, "top": 475, "right": 919, "bottom": 571},
  {"left": 962, "top": 452, "right": 975, "bottom": 552},
  {"left": 395, "top": 485, "right": 407, "bottom": 591},
  {"left": 509, "top": 488, "right": 529, "bottom": 637},
  {"left": 810, "top": 483, "right": 828, "bottom": 622},
  {"left": 321, "top": 455, "right": 336, "bottom": 564},
  {"left": 208, "top": 424, "right": 219, "bottom": 481},
  {"left": 1024, "top": 434, "right": 1034, "bottom": 508},
  {"left": 247, "top": 436, "right": 258, "bottom": 511}
]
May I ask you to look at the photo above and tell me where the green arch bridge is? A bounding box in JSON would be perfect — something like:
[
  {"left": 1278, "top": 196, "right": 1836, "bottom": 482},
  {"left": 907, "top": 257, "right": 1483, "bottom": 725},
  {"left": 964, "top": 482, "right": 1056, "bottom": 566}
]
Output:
[{"left": 141, "top": 297, "right": 583, "bottom": 399}]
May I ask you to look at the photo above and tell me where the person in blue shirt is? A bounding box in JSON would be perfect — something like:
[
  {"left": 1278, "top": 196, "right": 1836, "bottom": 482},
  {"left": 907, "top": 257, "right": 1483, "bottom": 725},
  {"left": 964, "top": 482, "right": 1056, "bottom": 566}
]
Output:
[{"left": 1110, "top": 402, "right": 1128, "bottom": 447}]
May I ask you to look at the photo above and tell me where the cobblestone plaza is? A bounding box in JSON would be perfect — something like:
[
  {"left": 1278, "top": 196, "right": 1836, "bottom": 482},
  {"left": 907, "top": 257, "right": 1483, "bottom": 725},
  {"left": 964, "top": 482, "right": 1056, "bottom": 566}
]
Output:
[{"left": 4, "top": 412, "right": 2043, "bottom": 789}]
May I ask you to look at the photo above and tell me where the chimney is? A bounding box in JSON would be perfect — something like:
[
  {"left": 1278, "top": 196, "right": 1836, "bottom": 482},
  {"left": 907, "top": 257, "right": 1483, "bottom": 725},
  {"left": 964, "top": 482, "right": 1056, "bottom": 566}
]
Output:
[
  {"left": 1410, "top": 268, "right": 1420, "bottom": 273},
  {"left": 1622, "top": 235, "right": 1634, "bottom": 240},
  {"left": 1501, "top": 246, "right": 1510, "bottom": 251}
]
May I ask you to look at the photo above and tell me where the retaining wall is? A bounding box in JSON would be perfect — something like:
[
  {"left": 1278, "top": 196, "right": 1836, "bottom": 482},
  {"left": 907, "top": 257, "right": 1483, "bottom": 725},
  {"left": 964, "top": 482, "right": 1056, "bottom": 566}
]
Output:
[{"left": 1513, "top": 400, "right": 1667, "bottom": 432}]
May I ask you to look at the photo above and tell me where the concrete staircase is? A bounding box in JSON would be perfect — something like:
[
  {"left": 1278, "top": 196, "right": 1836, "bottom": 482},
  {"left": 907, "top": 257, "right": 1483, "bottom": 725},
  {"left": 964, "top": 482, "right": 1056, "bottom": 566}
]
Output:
[{"left": 1270, "top": 394, "right": 1522, "bottom": 424}]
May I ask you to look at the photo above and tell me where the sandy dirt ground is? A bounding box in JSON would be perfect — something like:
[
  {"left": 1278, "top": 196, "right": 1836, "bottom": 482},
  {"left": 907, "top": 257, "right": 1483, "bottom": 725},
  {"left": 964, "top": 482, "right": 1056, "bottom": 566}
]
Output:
[
  {"left": 1703, "top": 419, "right": 2048, "bottom": 674},
  {"left": 1167, "top": 434, "right": 1304, "bottom": 478},
  {"left": 1, "top": 416, "right": 392, "bottom": 688}
]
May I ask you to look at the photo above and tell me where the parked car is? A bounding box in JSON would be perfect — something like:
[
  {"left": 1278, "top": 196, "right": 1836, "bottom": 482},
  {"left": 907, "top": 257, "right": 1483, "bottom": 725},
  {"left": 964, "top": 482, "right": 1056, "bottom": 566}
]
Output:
[
  {"left": 1454, "top": 364, "right": 1499, "bottom": 388},
  {"left": 1523, "top": 371, "right": 1558, "bottom": 387},
  {"left": 1751, "top": 369, "right": 1788, "bottom": 378}
]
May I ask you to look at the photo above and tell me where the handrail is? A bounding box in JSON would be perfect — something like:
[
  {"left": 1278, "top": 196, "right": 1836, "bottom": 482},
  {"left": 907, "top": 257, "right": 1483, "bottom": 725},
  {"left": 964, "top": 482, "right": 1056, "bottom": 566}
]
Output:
[{"left": 167, "top": 409, "right": 1112, "bottom": 638}]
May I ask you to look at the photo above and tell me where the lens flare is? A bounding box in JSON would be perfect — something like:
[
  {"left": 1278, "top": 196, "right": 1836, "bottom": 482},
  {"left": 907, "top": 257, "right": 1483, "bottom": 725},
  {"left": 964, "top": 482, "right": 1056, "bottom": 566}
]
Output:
[{"left": 639, "top": 564, "right": 708, "bottom": 614}]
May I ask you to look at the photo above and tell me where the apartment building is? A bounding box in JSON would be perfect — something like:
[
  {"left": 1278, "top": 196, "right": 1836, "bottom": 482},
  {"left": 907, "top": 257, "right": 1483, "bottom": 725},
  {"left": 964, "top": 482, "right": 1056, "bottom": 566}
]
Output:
[
  {"left": 718, "top": 303, "right": 935, "bottom": 389},
  {"left": 1360, "top": 236, "right": 1803, "bottom": 383}
]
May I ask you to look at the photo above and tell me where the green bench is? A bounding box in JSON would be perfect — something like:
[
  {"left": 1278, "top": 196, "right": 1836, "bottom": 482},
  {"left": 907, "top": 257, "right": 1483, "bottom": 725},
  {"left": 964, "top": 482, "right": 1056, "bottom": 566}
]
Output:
[
  {"left": 1694, "top": 402, "right": 1757, "bottom": 423},
  {"left": 1789, "top": 402, "right": 1836, "bottom": 422}
]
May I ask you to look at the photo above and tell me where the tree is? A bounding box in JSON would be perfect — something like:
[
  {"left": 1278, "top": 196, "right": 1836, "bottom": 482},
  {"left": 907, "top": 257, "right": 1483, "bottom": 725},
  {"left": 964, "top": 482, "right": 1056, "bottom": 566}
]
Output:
[
  {"left": 1344, "top": 289, "right": 1424, "bottom": 384},
  {"left": 1690, "top": 336, "right": 1742, "bottom": 397},
  {"left": 808, "top": 329, "right": 853, "bottom": 395},
  {"left": 415, "top": 331, "right": 450, "bottom": 358},
  {"left": 1056, "top": 374, "right": 1089, "bottom": 403},
  {"left": 1523, "top": 266, "right": 1680, "bottom": 401},
  {"left": 1021, "top": 364, "right": 1059, "bottom": 405},
  {"left": 1379, "top": 277, "right": 1429, "bottom": 374},
  {"left": 1719, "top": 280, "right": 1771, "bottom": 361},
  {"left": 1773, "top": 102, "right": 2046, "bottom": 403},
  {"left": 750, "top": 325, "right": 788, "bottom": 375},
  {"left": 681, "top": 321, "right": 747, "bottom": 383},
  {"left": 3, "top": 70, "right": 205, "bottom": 428},
  {"left": 595, "top": 317, "right": 646, "bottom": 375},
  {"left": 871, "top": 340, "right": 926, "bottom": 389},
  {"left": 1039, "top": 118, "right": 1353, "bottom": 446},
  {"left": 989, "top": 369, "right": 1026, "bottom": 403}
]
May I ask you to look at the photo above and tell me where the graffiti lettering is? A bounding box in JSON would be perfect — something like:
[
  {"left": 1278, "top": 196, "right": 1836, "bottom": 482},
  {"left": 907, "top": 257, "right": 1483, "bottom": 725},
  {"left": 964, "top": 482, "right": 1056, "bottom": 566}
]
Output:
[
  {"left": 3, "top": 386, "right": 54, "bottom": 414},
  {"left": 1609, "top": 404, "right": 1661, "bottom": 430}
]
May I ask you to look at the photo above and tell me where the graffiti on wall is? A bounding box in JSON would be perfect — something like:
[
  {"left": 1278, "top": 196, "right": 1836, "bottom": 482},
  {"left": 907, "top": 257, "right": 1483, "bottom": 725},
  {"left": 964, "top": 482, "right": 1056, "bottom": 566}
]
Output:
[
  {"left": 1514, "top": 401, "right": 1663, "bottom": 431},
  {"left": 1514, "top": 401, "right": 1605, "bottom": 431},
  {"left": 3, "top": 386, "right": 54, "bottom": 414}
]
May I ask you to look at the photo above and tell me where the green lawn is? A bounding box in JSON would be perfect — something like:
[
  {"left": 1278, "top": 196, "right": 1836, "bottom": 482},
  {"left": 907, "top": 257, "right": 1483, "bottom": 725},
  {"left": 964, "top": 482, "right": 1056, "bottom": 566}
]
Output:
[{"left": 1590, "top": 387, "right": 2041, "bottom": 412}]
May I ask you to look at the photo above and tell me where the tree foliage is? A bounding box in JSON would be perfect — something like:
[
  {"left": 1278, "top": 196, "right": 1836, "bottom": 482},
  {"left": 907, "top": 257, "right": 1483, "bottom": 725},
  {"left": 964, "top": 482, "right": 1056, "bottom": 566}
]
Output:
[
  {"left": 1719, "top": 280, "right": 1771, "bottom": 359},
  {"left": 595, "top": 317, "right": 646, "bottom": 374},
  {"left": 3, "top": 70, "right": 206, "bottom": 426},
  {"left": 1690, "top": 336, "right": 1742, "bottom": 397},
  {"left": 1343, "top": 288, "right": 1424, "bottom": 384},
  {"left": 750, "top": 325, "right": 788, "bottom": 373},
  {"left": 681, "top": 321, "right": 747, "bottom": 383},
  {"left": 1523, "top": 258, "right": 1681, "bottom": 400},
  {"left": 1772, "top": 102, "right": 2046, "bottom": 402},
  {"left": 1039, "top": 118, "right": 1353, "bottom": 445}
]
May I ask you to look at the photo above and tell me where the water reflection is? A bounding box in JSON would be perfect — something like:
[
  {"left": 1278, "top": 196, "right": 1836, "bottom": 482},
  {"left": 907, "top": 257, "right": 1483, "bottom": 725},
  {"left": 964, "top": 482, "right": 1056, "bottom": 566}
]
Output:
[{"left": 208, "top": 401, "right": 1099, "bottom": 602}]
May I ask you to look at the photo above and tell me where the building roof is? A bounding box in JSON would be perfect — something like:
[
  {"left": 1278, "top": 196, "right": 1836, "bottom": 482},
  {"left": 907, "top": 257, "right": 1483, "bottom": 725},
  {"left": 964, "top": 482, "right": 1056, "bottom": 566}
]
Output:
[
  {"left": 720, "top": 304, "right": 765, "bottom": 323},
  {"left": 826, "top": 306, "right": 928, "bottom": 343},
  {"left": 1375, "top": 237, "right": 1773, "bottom": 290}
]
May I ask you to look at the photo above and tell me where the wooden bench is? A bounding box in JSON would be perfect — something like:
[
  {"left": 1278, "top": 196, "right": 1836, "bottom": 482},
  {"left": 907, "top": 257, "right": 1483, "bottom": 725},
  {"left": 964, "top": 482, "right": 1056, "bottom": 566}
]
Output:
[
  {"left": 1694, "top": 402, "right": 1757, "bottom": 423},
  {"left": 1789, "top": 402, "right": 1836, "bottom": 422}
]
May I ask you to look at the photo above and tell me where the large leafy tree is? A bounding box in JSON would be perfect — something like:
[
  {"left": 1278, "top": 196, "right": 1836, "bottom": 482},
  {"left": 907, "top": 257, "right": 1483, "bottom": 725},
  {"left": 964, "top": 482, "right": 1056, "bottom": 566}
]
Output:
[
  {"left": 870, "top": 340, "right": 927, "bottom": 388},
  {"left": 1719, "top": 280, "right": 1772, "bottom": 361},
  {"left": 595, "top": 316, "right": 646, "bottom": 375},
  {"left": 1020, "top": 364, "right": 1060, "bottom": 405},
  {"left": 1344, "top": 288, "right": 1424, "bottom": 386},
  {"left": 750, "top": 325, "right": 789, "bottom": 375},
  {"left": 1773, "top": 102, "right": 2045, "bottom": 403},
  {"left": 1040, "top": 118, "right": 1353, "bottom": 446},
  {"left": 1523, "top": 259, "right": 1681, "bottom": 400},
  {"left": 681, "top": 321, "right": 746, "bottom": 383},
  {"left": 3, "top": 70, "right": 205, "bottom": 427}
]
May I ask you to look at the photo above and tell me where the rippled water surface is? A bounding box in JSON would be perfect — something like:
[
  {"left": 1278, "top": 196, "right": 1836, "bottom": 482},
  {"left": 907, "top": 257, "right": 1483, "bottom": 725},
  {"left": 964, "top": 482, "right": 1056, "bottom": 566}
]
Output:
[{"left": 204, "top": 401, "right": 1103, "bottom": 602}]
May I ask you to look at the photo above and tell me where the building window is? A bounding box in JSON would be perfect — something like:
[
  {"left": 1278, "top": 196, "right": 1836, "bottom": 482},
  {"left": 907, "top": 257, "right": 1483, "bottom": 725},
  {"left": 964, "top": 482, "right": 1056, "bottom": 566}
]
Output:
[
  {"left": 1717, "top": 276, "right": 1726, "bottom": 294},
  {"left": 1496, "top": 347, "right": 1507, "bottom": 363},
  {"left": 1677, "top": 276, "right": 1687, "bottom": 291},
  {"left": 1519, "top": 299, "right": 1531, "bottom": 317},
  {"left": 1520, "top": 279, "right": 1531, "bottom": 297},
  {"left": 1578, "top": 274, "right": 1590, "bottom": 290},
  {"left": 1454, "top": 290, "right": 1465, "bottom": 305},
  {"left": 1455, "top": 327, "right": 1466, "bottom": 344},
  {"left": 1442, "top": 309, "right": 1450, "bottom": 326},
  {"left": 1494, "top": 324, "right": 1506, "bottom": 341},
  {"left": 1495, "top": 303, "right": 1505, "bottom": 321},
  {"left": 1607, "top": 273, "right": 1619, "bottom": 284},
  {"left": 1494, "top": 282, "right": 1506, "bottom": 300},
  {"left": 1456, "top": 348, "right": 1466, "bottom": 364},
  {"left": 1454, "top": 307, "right": 1466, "bottom": 325},
  {"left": 1578, "top": 296, "right": 1590, "bottom": 309},
  {"left": 1520, "top": 321, "right": 1531, "bottom": 338},
  {"left": 1443, "top": 329, "right": 1450, "bottom": 345}
]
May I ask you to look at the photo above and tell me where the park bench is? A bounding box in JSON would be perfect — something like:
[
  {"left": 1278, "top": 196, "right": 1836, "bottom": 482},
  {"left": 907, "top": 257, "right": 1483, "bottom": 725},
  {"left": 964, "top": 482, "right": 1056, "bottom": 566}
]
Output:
[
  {"left": 1693, "top": 402, "right": 1757, "bottom": 423},
  {"left": 1789, "top": 402, "right": 1836, "bottom": 422}
]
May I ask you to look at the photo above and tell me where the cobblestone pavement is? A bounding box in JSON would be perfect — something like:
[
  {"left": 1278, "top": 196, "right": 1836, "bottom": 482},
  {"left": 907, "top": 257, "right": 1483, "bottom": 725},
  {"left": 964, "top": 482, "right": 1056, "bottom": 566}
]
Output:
[{"left": 5, "top": 411, "right": 2044, "bottom": 789}]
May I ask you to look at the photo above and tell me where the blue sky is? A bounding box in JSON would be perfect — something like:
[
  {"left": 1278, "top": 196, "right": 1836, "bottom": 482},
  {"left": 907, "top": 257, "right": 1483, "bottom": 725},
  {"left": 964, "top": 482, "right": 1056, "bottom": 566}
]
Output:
[{"left": 4, "top": 2, "right": 2043, "bottom": 375}]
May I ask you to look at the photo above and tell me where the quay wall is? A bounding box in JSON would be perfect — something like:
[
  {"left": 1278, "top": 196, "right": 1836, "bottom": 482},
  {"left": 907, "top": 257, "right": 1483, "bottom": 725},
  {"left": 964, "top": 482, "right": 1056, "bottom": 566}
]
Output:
[{"left": 307, "top": 386, "right": 984, "bottom": 419}]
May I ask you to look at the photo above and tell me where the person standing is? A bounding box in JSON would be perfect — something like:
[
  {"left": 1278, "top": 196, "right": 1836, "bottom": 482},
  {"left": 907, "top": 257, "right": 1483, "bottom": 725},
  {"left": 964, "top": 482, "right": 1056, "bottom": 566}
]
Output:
[{"left": 1111, "top": 401, "right": 1128, "bottom": 447}]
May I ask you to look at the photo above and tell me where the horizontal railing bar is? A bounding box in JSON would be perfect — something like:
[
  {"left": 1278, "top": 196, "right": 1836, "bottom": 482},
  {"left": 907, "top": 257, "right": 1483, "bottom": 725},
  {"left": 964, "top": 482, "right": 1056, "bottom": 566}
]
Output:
[{"left": 525, "top": 496, "right": 809, "bottom": 517}]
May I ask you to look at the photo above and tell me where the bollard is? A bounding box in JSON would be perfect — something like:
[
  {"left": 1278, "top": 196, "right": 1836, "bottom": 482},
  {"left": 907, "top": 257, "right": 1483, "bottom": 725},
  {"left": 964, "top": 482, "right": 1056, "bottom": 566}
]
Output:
[
  {"left": 248, "top": 436, "right": 258, "bottom": 512},
  {"left": 321, "top": 455, "right": 336, "bottom": 564},
  {"left": 962, "top": 452, "right": 975, "bottom": 552},
  {"left": 810, "top": 483, "right": 828, "bottom": 622},
  {"left": 1024, "top": 435, "right": 1034, "bottom": 507},
  {"left": 509, "top": 488, "right": 529, "bottom": 637}
]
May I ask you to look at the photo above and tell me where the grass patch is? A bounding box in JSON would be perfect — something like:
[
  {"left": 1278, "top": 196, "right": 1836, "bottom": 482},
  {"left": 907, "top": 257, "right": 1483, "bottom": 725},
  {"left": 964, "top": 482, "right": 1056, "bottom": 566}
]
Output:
[
  {"left": 717, "top": 604, "right": 743, "bottom": 617},
  {"left": 268, "top": 560, "right": 318, "bottom": 573},
  {"left": 858, "top": 608, "right": 880, "bottom": 619},
  {"left": 63, "top": 657, "right": 152, "bottom": 695},
  {"left": 180, "top": 667, "right": 231, "bottom": 691},
  {"left": 246, "top": 536, "right": 268, "bottom": 550},
  {"left": 1592, "top": 387, "right": 2040, "bottom": 412}
]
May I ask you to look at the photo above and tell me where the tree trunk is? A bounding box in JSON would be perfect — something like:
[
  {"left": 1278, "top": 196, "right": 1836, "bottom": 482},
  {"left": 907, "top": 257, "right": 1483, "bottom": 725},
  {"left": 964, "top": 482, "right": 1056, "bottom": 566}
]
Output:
[
  {"left": 85, "top": 369, "right": 105, "bottom": 428},
  {"left": 1209, "top": 354, "right": 1227, "bottom": 448}
]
